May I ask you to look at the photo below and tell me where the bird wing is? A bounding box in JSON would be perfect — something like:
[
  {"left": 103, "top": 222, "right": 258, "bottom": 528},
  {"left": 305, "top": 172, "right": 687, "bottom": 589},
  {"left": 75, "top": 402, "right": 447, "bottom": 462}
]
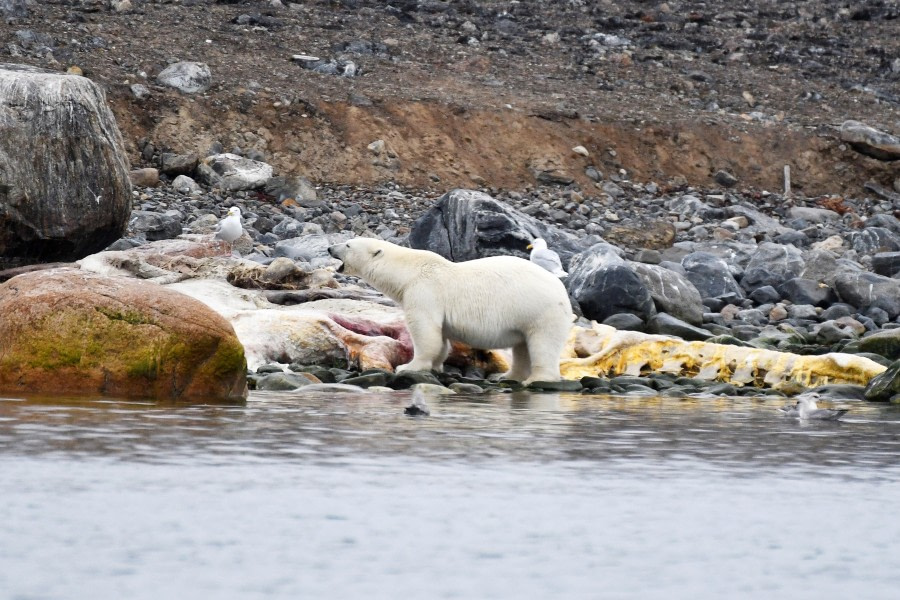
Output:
[{"left": 531, "top": 248, "right": 567, "bottom": 275}]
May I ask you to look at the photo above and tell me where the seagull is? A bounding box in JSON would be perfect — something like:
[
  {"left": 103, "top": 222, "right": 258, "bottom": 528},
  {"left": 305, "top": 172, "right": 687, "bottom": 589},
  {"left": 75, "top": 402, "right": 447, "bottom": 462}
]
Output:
[
  {"left": 527, "top": 238, "right": 567, "bottom": 277},
  {"left": 404, "top": 387, "right": 430, "bottom": 416},
  {"left": 215, "top": 206, "right": 243, "bottom": 255},
  {"left": 780, "top": 393, "right": 848, "bottom": 421}
]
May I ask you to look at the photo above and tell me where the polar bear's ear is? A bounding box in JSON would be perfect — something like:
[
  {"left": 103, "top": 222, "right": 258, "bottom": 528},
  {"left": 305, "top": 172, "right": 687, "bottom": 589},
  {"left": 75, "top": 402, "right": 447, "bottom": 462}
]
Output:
[{"left": 372, "top": 249, "right": 383, "bottom": 258}]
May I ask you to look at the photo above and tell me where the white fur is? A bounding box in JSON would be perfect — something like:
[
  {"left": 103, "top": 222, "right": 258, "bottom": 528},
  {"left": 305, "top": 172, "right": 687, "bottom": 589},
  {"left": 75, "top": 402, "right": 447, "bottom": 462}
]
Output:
[{"left": 329, "top": 238, "right": 573, "bottom": 384}]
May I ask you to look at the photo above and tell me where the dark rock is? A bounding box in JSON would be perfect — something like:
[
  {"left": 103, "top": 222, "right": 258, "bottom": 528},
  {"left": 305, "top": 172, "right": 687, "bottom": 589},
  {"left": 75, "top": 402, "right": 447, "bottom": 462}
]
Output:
[
  {"left": 834, "top": 272, "right": 900, "bottom": 319},
  {"left": 633, "top": 249, "right": 662, "bottom": 264},
  {"left": 864, "top": 360, "right": 900, "bottom": 401},
  {"left": 741, "top": 242, "right": 804, "bottom": 292},
  {"left": 388, "top": 370, "right": 442, "bottom": 389},
  {"left": 646, "top": 313, "right": 712, "bottom": 341},
  {"left": 778, "top": 277, "right": 836, "bottom": 307},
  {"left": 809, "top": 384, "right": 868, "bottom": 402},
  {"left": 749, "top": 285, "right": 780, "bottom": 305},
  {"left": 857, "top": 329, "right": 900, "bottom": 360},
  {"left": 865, "top": 214, "right": 900, "bottom": 234},
  {"left": 631, "top": 262, "right": 703, "bottom": 325},
  {"left": 129, "top": 168, "right": 160, "bottom": 188},
  {"left": 820, "top": 303, "right": 856, "bottom": 320},
  {"left": 0, "top": 64, "right": 131, "bottom": 269},
  {"left": 849, "top": 227, "right": 900, "bottom": 255},
  {"left": 872, "top": 252, "right": 900, "bottom": 276},
  {"left": 160, "top": 152, "right": 199, "bottom": 176},
  {"left": 681, "top": 252, "right": 744, "bottom": 300},
  {"left": 257, "top": 372, "right": 317, "bottom": 391},
  {"left": 409, "top": 189, "right": 583, "bottom": 262},
  {"left": 713, "top": 170, "right": 738, "bottom": 187},
  {"left": 341, "top": 372, "right": 389, "bottom": 387},
  {"left": 602, "top": 313, "right": 645, "bottom": 331},
  {"left": 528, "top": 379, "right": 583, "bottom": 392},
  {"left": 569, "top": 260, "right": 656, "bottom": 323}
]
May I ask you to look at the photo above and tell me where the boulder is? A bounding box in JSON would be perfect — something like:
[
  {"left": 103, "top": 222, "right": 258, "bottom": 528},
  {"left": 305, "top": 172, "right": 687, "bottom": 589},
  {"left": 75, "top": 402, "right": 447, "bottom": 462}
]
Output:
[
  {"left": 834, "top": 271, "right": 900, "bottom": 319},
  {"left": 741, "top": 242, "right": 805, "bottom": 292},
  {"left": 274, "top": 232, "right": 353, "bottom": 263},
  {"left": 800, "top": 249, "right": 862, "bottom": 286},
  {"left": 129, "top": 167, "right": 160, "bottom": 187},
  {"left": 840, "top": 120, "right": 900, "bottom": 161},
  {"left": 265, "top": 175, "right": 318, "bottom": 205},
  {"left": 172, "top": 174, "right": 202, "bottom": 195},
  {"left": 569, "top": 262, "right": 656, "bottom": 323},
  {"left": 857, "top": 330, "right": 900, "bottom": 361},
  {"left": 160, "top": 152, "right": 199, "bottom": 176},
  {"left": 631, "top": 262, "right": 704, "bottom": 325},
  {"left": 646, "top": 313, "right": 711, "bottom": 341},
  {"left": 129, "top": 210, "right": 183, "bottom": 241},
  {"left": 156, "top": 61, "right": 212, "bottom": 94},
  {"left": 408, "top": 189, "right": 584, "bottom": 262},
  {"left": 864, "top": 360, "right": 900, "bottom": 402},
  {"left": 0, "top": 64, "right": 131, "bottom": 269},
  {"left": 848, "top": 227, "right": 900, "bottom": 255},
  {"left": 198, "top": 153, "right": 273, "bottom": 191},
  {"left": 872, "top": 252, "right": 900, "bottom": 277},
  {"left": 0, "top": 268, "right": 247, "bottom": 401},
  {"left": 777, "top": 277, "right": 836, "bottom": 307},
  {"left": 787, "top": 206, "right": 840, "bottom": 225},
  {"left": 681, "top": 251, "right": 744, "bottom": 300}
]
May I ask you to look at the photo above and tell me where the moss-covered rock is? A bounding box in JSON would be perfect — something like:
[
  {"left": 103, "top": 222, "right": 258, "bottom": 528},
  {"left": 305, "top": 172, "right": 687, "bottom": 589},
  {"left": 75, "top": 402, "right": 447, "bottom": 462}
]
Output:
[
  {"left": 857, "top": 329, "right": 900, "bottom": 361},
  {"left": 0, "top": 268, "right": 247, "bottom": 401},
  {"left": 864, "top": 359, "right": 900, "bottom": 402}
]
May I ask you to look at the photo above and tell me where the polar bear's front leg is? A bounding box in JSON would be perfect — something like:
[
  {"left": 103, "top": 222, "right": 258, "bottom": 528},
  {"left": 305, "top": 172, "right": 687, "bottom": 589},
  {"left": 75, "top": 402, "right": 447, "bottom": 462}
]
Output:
[{"left": 396, "top": 313, "right": 446, "bottom": 373}]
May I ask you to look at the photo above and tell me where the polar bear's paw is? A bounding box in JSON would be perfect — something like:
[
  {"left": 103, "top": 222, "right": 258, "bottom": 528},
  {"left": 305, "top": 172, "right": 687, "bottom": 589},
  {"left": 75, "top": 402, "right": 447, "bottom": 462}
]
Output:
[{"left": 396, "top": 361, "right": 435, "bottom": 374}]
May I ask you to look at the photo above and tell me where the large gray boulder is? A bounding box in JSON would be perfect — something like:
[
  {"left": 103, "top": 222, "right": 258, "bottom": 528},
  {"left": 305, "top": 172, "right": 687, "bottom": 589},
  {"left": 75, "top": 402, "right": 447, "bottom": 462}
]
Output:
[
  {"left": 197, "top": 153, "right": 273, "bottom": 191},
  {"left": 0, "top": 64, "right": 131, "bottom": 269},
  {"left": 567, "top": 245, "right": 656, "bottom": 322},
  {"left": 834, "top": 272, "right": 900, "bottom": 319},
  {"left": 631, "top": 262, "right": 704, "bottom": 325},
  {"left": 409, "top": 189, "right": 584, "bottom": 262},
  {"left": 848, "top": 227, "right": 900, "bottom": 255},
  {"left": 156, "top": 61, "right": 212, "bottom": 94},
  {"left": 741, "top": 242, "right": 805, "bottom": 292},
  {"left": 840, "top": 120, "right": 900, "bottom": 161},
  {"left": 681, "top": 251, "right": 744, "bottom": 300}
]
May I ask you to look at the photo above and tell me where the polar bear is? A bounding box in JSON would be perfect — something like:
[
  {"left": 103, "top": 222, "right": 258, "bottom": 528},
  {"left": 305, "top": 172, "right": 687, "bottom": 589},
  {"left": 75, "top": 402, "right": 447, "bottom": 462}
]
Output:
[{"left": 328, "top": 238, "right": 573, "bottom": 384}]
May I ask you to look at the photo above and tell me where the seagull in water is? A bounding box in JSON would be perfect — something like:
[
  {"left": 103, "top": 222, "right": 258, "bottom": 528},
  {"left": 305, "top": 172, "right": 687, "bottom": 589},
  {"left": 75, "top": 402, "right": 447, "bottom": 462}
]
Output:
[
  {"left": 779, "top": 392, "right": 848, "bottom": 421},
  {"left": 215, "top": 206, "right": 243, "bottom": 255},
  {"left": 527, "top": 238, "right": 567, "bottom": 277}
]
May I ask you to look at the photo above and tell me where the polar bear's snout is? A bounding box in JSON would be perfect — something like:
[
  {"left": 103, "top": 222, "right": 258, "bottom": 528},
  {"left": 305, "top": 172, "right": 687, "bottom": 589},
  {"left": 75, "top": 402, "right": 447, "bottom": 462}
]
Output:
[{"left": 328, "top": 243, "right": 347, "bottom": 272}]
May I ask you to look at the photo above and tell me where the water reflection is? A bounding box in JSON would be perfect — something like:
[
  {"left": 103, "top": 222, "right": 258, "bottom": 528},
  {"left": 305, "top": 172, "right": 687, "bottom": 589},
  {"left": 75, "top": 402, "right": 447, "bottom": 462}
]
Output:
[{"left": 1, "top": 391, "right": 899, "bottom": 477}]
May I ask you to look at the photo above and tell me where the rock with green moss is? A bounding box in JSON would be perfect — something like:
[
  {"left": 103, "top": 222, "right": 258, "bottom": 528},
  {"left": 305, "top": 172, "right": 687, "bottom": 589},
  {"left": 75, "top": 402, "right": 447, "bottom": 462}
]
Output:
[
  {"left": 864, "top": 359, "right": 900, "bottom": 402},
  {"left": 0, "top": 268, "right": 247, "bottom": 402},
  {"left": 857, "top": 329, "right": 900, "bottom": 361}
]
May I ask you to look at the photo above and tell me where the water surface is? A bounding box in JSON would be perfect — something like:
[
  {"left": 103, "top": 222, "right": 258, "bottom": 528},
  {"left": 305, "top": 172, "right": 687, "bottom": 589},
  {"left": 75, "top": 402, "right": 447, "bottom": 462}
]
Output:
[{"left": 1, "top": 391, "right": 899, "bottom": 599}]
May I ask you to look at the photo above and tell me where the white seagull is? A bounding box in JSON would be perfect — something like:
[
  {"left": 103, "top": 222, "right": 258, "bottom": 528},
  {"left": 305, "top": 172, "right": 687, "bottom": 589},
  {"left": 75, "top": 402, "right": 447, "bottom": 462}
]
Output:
[
  {"left": 215, "top": 206, "right": 243, "bottom": 254},
  {"left": 527, "top": 238, "right": 567, "bottom": 277},
  {"left": 780, "top": 393, "right": 848, "bottom": 421}
]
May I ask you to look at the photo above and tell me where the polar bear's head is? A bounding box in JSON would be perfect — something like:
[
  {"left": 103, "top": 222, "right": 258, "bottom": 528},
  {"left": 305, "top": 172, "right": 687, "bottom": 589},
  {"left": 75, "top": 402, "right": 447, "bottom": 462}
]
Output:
[{"left": 327, "top": 237, "right": 390, "bottom": 277}]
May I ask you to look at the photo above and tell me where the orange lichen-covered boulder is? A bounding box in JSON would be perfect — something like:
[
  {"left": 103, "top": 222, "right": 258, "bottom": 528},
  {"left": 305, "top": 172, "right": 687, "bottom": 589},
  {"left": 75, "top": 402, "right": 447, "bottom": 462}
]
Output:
[{"left": 0, "top": 268, "right": 247, "bottom": 402}]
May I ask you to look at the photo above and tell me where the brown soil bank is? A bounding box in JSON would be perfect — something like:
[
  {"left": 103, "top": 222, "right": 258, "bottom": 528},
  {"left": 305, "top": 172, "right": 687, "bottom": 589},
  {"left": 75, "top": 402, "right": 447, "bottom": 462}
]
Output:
[{"left": 110, "top": 90, "right": 895, "bottom": 196}]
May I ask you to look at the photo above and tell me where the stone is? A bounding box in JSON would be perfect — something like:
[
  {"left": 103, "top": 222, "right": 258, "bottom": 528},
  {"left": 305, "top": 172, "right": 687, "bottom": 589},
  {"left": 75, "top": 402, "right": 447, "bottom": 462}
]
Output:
[
  {"left": 857, "top": 330, "right": 900, "bottom": 360},
  {"left": 129, "top": 167, "right": 160, "bottom": 187},
  {"left": 839, "top": 120, "right": 900, "bottom": 161},
  {"left": 570, "top": 263, "right": 656, "bottom": 323},
  {"left": 172, "top": 174, "right": 202, "bottom": 195},
  {"left": 713, "top": 170, "right": 738, "bottom": 187},
  {"left": 275, "top": 232, "right": 353, "bottom": 262},
  {"left": 866, "top": 214, "right": 900, "bottom": 234},
  {"left": 777, "top": 278, "right": 836, "bottom": 307},
  {"left": 603, "top": 221, "right": 676, "bottom": 250},
  {"left": 749, "top": 285, "right": 780, "bottom": 305},
  {"left": 528, "top": 379, "right": 583, "bottom": 392},
  {"left": 129, "top": 210, "right": 183, "bottom": 241},
  {"left": 848, "top": 227, "right": 900, "bottom": 255},
  {"left": 0, "top": 64, "right": 131, "bottom": 269},
  {"left": 788, "top": 206, "right": 840, "bottom": 225},
  {"left": 681, "top": 251, "right": 745, "bottom": 300},
  {"left": 156, "top": 61, "right": 212, "bottom": 94},
  {"left": 800, "top": 249, "right": 860, "bottom": 286},
  {"left": 602, "top": 313, "right": 645, "bottom": 331},
  {"left": 256, "top": 371, "right": 319, "bottom": 391},
  {"left": 872, "top": 252, "right": 900, "bottom": 277},
  {"left": 130, "top": 83, "right": 150, "bottom": 100},
  {"left": 341, "top": 372, "right": 389, "bottom": 387},
  {"left": 409, "top": 189, "right": 584, "bottom": 263},
  {"left": 646, "top": 313, "right": 712, "bottom": 341},
  {"left": 834, "top": 271, "right": 900, "bottom": 319},
  {"left": 160, "top": 152, "right": 199, "bottom": 176},
  {"left": 0, "top": 268, "right": 247, "bottom": 401},
  {"left": 741, "top": 242, "right": 805, "bottom": 292},
  {"left": 388, "top": 370, "right": 443, "bottom": 389},
  {"left": 864, "top": 360, "right": 900, "bottom": 401},
  {"left": 198, "top": 153, "right": 273, "bottom": 191},
  {"left": 631, "top": 262, "right": 704, "bottom": 325},
  {"left": 265, "top": 175, "right": 318, "bottom": 205}
]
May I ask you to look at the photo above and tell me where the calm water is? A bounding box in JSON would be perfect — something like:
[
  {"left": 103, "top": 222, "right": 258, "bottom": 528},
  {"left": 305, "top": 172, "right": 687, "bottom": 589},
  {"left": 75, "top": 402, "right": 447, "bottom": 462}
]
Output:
[{"left": 1, "top": 390, "right": 899, "bottom": 599}]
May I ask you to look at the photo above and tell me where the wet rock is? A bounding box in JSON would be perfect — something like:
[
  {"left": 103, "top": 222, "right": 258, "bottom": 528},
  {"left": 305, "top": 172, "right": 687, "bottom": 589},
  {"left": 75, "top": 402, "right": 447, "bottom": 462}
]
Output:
[
  {"left": 198, "top": 153, "right": 273, "bottom": 191},
  {"left": 741, "top": 242, "right": 805, "bottom": 292},
  {"left": 156, "top": 61, "right": 212, "bottom": 94},
  {"left": 570, "top": 263, "right": 656, "bottom": 323},
  {"left": 388, "top": 370, "right": 442, "bottom": 389},
  {"left": 839, "top": 120, "right": 900, "bottom": 161},
  {"left": 681, "top": 251, "right": 745, "bottom": 300},
  {"left": 602, "top": 312, "right": 645, "bottom": 331},
  {"left": 632, "top": 262, "right": 704, "bottom": 325},
  {"left": 0, "top": 268, "right": 247, "bottom": 401},
  {"left": 341, "top": 371, "right": 390, "bottom": 387},
  {"left": 0, "top": 64, "right": 131, "bottom": 269},
  {"left": 528, "top": 379, "right": 583, "bottom": 392},
  {"left": 257, "top": 371, "right": 319, "bottom": 391},
  {"left": 864, "top": 360, "right": 900, "bottom": 401},
  {"left": 409, "top": 189, "right": 583, "bottom": 262}
]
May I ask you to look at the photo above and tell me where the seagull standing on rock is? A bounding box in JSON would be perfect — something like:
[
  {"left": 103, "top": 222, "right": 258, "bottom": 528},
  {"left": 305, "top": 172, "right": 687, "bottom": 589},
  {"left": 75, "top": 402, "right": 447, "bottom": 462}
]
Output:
[
  {"left": 215, "top": 206, "right": 243, "bottom": 255},
  {"left": 527, "top": 238, "right": 567, "bottom": 277}
]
